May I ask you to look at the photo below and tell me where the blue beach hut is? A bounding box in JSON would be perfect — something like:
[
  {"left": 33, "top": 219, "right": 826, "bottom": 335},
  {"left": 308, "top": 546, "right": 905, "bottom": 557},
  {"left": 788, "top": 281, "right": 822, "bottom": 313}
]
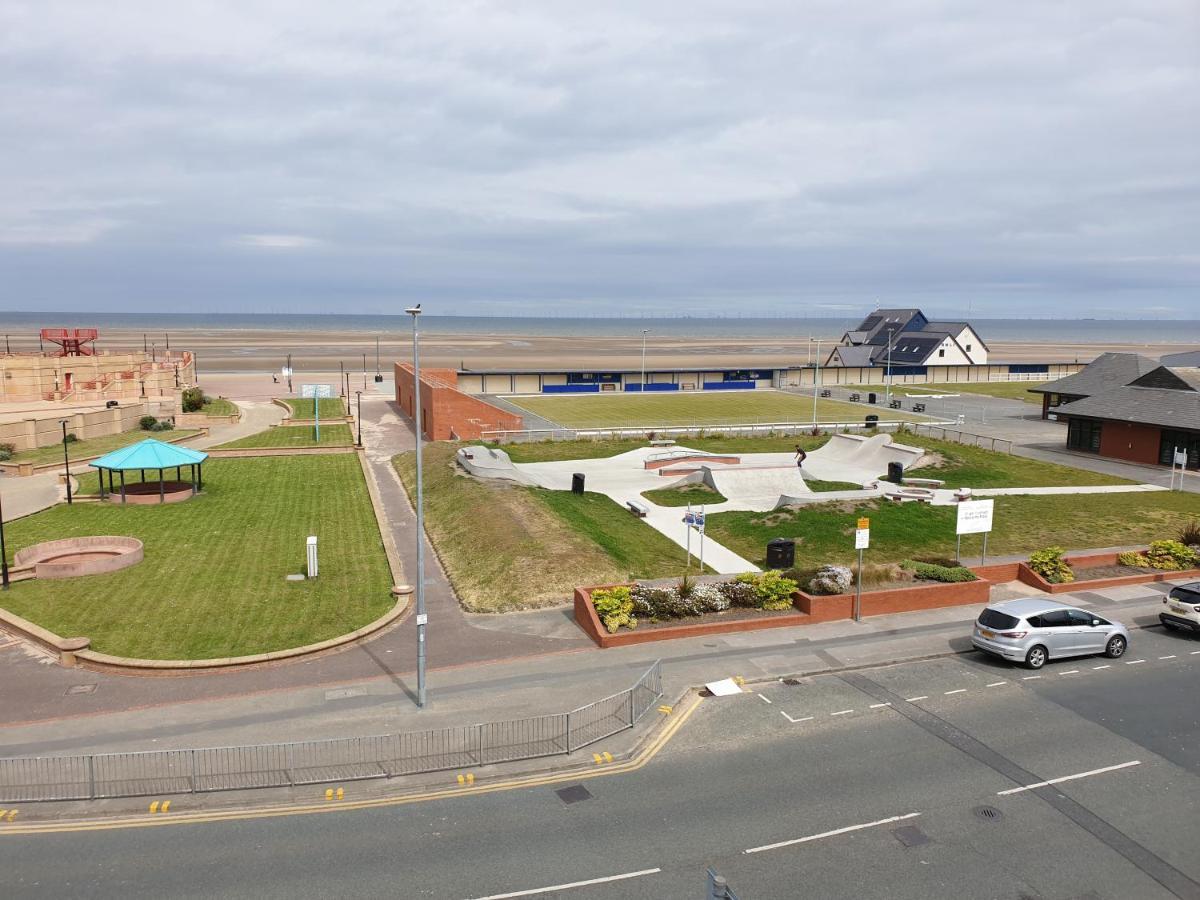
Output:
[{"left": 89, "top": 439, "right": 209, "bottom": 504}]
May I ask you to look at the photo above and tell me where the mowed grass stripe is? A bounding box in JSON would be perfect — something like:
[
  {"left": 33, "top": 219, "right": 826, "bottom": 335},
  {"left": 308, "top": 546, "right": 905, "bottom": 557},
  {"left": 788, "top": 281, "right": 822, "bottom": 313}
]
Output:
[
  {"left": 11, "top": 429, "right": 203, "bottom": 466},
  {"left": 216, "top": 424, "right": 354, "bottom": 449},
  {"left": 2, "top": 455, "right": 392, "bottom": 659},
  {"left": 507, "top": 392, "right": 924, "bottom": 430}
]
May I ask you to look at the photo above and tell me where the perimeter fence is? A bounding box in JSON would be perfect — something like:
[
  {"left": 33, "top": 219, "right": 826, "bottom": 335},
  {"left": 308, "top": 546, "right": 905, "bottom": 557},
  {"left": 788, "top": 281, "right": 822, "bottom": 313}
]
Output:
[
  {"left": 0, "top": 661, "right": 663, "bottom": 803},
  {"left": 480, "top": 419, "right": 944, "bottom": 444}
]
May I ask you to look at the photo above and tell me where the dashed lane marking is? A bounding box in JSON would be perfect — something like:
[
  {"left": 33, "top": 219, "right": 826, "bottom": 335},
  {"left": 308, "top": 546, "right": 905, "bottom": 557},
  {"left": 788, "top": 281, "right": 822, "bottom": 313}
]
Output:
[
  {"left": 1023, "top": 675, "right": 1042, "bottom": 680},
  {"left": 944, "top": 689, "right": 967, "bottom": 695},
  {"left": 744, "top": 812, "right": 922, "bottom": 855},
  {"left": 467, "top": 867, "right": 663, "bottom": 899},
  {"left": 1092, "top": 665, "right": 1111, "bottom": 670},
  {"left": 780, "top": 712, "right": 814, "bottom": 723},
  {"left": 830, "top": 709, "right": 854, "bottom": 716},
  {"left": 986, "top": 681, "right": 1007, "bottom": 687},
  {"left": 997, "top": 760, "right": 1141, "bottom": 796},
  {"left": 1059, "top": 670, "right": 1080, "bottom": 675},
  {"left": 869, "top": 702, "right": 891, "bottom": 709},
  {"left": 905, "top": 696, "right": 929, "bottom": 702},
  {"left": 1126, "top": 660, "right": 1145, "bottom": 665},
  {"left": 757, "top": 693, "right": 772, "bottom": 704},
  {"left": 1158, "top": 655, "right": 1176, "bottom": 660}
]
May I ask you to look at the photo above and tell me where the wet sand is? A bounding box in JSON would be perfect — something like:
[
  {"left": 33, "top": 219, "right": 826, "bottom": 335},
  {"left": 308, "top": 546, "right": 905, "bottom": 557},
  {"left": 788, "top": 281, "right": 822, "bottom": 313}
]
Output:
[{"left": 70, "top": 327, "right": 1187, "bottom": 375}]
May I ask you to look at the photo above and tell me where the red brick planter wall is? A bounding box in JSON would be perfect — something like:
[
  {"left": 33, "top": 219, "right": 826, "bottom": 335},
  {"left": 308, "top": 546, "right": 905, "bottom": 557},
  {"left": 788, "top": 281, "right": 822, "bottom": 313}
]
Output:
[{"left": 575, "top": 574, "right": 991, "bottom": 648}]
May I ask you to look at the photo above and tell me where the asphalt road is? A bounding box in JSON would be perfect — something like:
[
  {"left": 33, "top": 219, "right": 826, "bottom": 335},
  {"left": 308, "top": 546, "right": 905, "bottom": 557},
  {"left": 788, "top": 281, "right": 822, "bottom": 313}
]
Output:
[{"left": 3, "top": 628, "right": 1199, "bottom": 900}]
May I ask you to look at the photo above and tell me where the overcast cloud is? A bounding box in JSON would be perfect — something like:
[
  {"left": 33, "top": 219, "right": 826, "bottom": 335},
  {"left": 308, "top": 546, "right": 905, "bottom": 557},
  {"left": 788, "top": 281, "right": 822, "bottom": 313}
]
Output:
[{"left": 1, "top": 1, "right": 1197, "bottom": 317}]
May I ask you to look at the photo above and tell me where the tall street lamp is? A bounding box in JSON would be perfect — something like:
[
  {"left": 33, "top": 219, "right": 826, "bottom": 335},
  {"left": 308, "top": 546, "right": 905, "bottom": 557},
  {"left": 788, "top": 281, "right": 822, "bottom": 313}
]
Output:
[
  {"left": 640, "top": 329, "right": 649, "bottom": 392},
  {"left": 406, "top": 304, "right": 428, "bottom": 709},
  {"left": 355, "top": 390, "right": 363, "bottom": 446},
  {"left": 60, "top": 420, "right": 73, "bottom": 505},
  {"left": 885, "top": 329, "right": 894, "bottom": 405},
  {"left": 0, "top": 483, "right": 9, "bottom": 588},
  {"left": 811, "top": 338, "right": 822, "bottom": 427}
]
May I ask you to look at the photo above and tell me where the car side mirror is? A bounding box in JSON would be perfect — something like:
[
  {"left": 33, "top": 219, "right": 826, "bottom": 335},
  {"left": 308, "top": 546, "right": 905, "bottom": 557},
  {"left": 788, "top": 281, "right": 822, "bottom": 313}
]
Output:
[{"left": 1092, "top": 620, "right": 1101, "bottom": 627}]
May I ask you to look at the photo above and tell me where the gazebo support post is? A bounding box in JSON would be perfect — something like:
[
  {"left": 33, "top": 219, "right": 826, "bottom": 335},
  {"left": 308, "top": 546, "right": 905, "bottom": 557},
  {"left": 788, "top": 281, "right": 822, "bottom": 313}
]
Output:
[
  {"left": 191, "top": 464, "right": 197, "bottom": 495},
  {"left": 98, "top": 468, "right": 106, "bottom": 500},
  {"left": 140, "top": 468, "right": 145, "bottom": 483},
  {"left": 198, "top": 464, "right": 203, "bottom": 491},
  {"left": 119, "top": 470, "right": 126, "bottom": 504},
  {"left": 159, "top": 468, "right": 165, "bottom": 504}
]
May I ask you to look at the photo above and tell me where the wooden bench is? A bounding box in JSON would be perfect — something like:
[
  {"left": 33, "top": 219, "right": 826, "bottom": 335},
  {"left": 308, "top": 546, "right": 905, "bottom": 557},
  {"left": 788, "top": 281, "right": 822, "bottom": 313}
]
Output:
[
  {"left": 902, "top": 477, "right": 945, "bottom": 488},
  {"left": 819, "top": 389, "right": 832, "bottom": 398},
  {"left": 912, "top": 403, "right": 926, "bottom": 413},
  {"left": 888, "top": 399, "right": 902, "bottom": 409},
  {"left": 848, "top": 393, "right": 861, "bottom": 402},
  {"left": 626, "top": 500, "right": 649, "bottom": 518}
]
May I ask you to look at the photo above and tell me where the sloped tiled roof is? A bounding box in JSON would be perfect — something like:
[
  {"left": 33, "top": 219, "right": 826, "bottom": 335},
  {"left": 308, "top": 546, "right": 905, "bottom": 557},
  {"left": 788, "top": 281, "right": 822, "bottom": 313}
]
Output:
[
  {"left": 1029, "top": 352, "right": 1158, "bottom": 397},
  {"left": 1057, "top": 380, "right": 1200, "bottom": 431},
  {"left": 1161, "top": 349, "right": 1200, "bottom": 368},
  {"left": 90, "top": 438, "right": 209, "bottom": 471}
]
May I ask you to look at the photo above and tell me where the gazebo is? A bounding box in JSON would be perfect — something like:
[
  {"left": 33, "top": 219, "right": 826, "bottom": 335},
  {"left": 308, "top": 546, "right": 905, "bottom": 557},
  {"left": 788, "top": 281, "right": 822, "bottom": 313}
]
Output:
[{"left": 89, "top": 439, "right": 209, "bottom": 505}]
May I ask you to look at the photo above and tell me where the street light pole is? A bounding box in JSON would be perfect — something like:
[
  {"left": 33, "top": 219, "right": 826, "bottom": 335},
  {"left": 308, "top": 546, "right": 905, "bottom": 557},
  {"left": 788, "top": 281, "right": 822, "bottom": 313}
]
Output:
[
  {"left": 61, "top": 420, "right": 72, "bottom": 505},
  {"left": 0, "top": 484, "right": 9, "bottom": 588},
  {"left": 885, "top": 329, "right": 894, "bottom": 405},
  {"left": 640, "top": 329, "right": 649, "bottom": 392},
  {"left": 362, "top": 353, "right": 367, "bottom": 391},
  {"left": 355, "top": 390, "right": 363, "bottom": 446},
  {"left": 406, "top": 304, "right": 427, "bottom": 709},
  {"left": 811, "top": 338, "right": 822, "bottom": 426},
  {"left": 286, "top": 353, "right": 293, "bottom": 394}
]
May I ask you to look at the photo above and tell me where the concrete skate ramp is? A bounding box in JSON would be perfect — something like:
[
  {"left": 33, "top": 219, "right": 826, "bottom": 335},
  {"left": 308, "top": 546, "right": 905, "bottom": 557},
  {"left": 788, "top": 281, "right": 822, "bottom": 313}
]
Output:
[
  {"left": 704, "top": 465, "right": 809, "bottom": 511},
  {"left": 803, "top": 432, "right": 926, "bottom": 483},
  {"left": 456, "top": 446, "right": 539, "bottom": 486}
]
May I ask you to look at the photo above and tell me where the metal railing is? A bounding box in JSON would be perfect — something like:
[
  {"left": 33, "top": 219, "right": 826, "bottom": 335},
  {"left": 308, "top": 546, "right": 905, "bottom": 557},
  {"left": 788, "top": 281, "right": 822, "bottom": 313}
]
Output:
[
  {"left": 480, "top": 419, "right": 952, "bottom": 444},
  {"left": 0, "top": 661, "right": 664, "bottom": 803},
  {"left": 906, "top": 422, "right": 1013, "bottom": 454}
]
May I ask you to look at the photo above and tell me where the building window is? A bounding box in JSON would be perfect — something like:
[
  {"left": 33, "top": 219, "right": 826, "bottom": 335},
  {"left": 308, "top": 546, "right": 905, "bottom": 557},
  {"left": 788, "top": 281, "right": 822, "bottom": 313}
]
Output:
[
  {"left": 966, "top": 344, "right": 972, "bottom": 352},
  {"left": 1159, "top": 429, "right": 1200, "bottom": 468},
  {"left": 1067, "top": 418, "right": 1103, "bottom": 453},
  {"left": 938, "top": 349, "right": 945, "bottom": 358}
]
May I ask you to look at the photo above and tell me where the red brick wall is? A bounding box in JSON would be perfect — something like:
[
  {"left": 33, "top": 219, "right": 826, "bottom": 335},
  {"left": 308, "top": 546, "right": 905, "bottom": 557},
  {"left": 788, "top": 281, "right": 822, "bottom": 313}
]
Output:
[
  {"left": 394, "top": 363, "right": 522, "bottom": 441},
  {"left": 1097, "top": 420, "right": 1162, "bottom": 465}
]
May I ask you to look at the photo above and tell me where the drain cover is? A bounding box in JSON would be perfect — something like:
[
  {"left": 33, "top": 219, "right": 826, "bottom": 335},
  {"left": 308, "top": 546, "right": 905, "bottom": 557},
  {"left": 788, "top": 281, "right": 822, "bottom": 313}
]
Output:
[
  {"left": 555, "top": 784, "right": 593, "bottom": 805},
  {"left": 782, "top": 678, "right": 802, "bottom": 686},
  {"left": 892, "top": 824, "right": 931, "bottom": 848},
  {"left": 973, "top": 805, "right": 1004, "bottom": 821},
  {"left": 65, "top": 684, "right": 97, "bottom": 695}
]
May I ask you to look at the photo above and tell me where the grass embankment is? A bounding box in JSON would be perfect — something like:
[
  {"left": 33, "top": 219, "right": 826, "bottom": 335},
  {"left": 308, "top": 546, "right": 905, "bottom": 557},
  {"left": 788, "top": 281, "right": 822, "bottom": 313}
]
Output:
[
  {"left": 283, "top": 397, "right": 347, "bottom": 419},
  {"left": 641, "top": 484, "right": 727, "bottom": 507},
  {"left": 490, "top": 434, "right": 827, "bottom": 463},
  {"left": 200, "top": 397, "right": 239, "bottom": 416},
  {"left": 706, "top": 492, "right": 1200, "bottom": 570},
  {"left": 11, "top": 429, "right": 202, "bottom": 466},
  {"left": 507, "top": 392, "right": 925, "bottom": 430},
  {"left": 394, "top": 444, "right": 706, "bottom": 611},
  {"left": 216, "top": 424, "right": 354, "bottom": 449},
  {"left": 846, "top": 382, "right": 1045, "bottom": 402},
  {"left": 2, "top": 455, "right": 392, "bottom": 659}
]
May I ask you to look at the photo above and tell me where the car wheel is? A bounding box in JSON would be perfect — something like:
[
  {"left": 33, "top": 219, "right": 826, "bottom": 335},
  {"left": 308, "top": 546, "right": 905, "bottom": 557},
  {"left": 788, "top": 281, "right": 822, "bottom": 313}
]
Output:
[
  {"left": 1025, "top": 645, "right": 1047, "bottom": 670},
  {"left": 1105, "top": 635, "right": 1127, "bottom": 659}
]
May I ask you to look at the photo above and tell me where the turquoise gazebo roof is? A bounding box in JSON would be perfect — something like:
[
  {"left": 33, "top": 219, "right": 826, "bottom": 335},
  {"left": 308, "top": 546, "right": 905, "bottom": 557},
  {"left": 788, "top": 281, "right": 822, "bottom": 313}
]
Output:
[{"left": 89, "top": 439, "right": 208, "bottom": 471}]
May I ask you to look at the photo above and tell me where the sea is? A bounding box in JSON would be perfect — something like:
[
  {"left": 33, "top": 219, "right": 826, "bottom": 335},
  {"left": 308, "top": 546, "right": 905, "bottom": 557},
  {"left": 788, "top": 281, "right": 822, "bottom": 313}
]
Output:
[{"left": 1, "top": 311, "right": 1199, "bottom": 345}]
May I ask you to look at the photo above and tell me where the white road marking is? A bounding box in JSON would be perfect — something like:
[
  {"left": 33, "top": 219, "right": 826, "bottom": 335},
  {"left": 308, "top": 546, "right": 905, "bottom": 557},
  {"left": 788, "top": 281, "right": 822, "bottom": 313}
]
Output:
[
  {"left": 1092, "top": 665, "right": 1111, "bottom": 670},
  {"left": 1158, "top": 655, "right": 1176, "bottom": 660},
  {"left": 830, "top": 709, "right": 854, "bottom": 716},
  {"left": 758, "top": 693, "right": 773, "bottom": 704},
  {"left": 1023, "top": 675, "right": 1042, "bottom": 680},
  {"left": 780, "top": 712, "right": 813, "bottom": 724},
  {"left": 467, "top": 868, "right": 662, "bottom": 899},
  {"left": 1059, "top": 670, "right": 1080, "bottom": 675},
  {"left": 869, "top": 702, "right": 892, "bottom": 709},
  {"left": 905, "top": 696, "right": 929, "bottom": 702},
  {"left": 944, "top": 689, "right": 967, "bottom": 695},
  {"left": 1126, "top": 660, "right": 1145, "bottom": 665},
  {"left": 986, "top": 681, "right": 1007, "bottom": 687},
  {"left": 997, "top": 760, "right": 1141, "bottom": 796},
  {"left": 1192, "top": 650, "right": 1200, "bottom": 655},
  {"left": 745, "top": 812, "right": 922, "bottom": 855}
]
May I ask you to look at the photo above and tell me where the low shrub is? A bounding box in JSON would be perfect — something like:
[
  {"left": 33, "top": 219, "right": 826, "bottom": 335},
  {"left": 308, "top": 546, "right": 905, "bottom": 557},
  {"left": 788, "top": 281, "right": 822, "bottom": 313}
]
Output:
[
  {"left": 181, "top": 387, "right": 207, "bottom": 413},
  {"left": 0, "top": 442, "right": 14, "bottom": 455},
  {"left": 737, "top": 570, "right": 798, "bottom": 610},
  {"left": 139, "top": 415, "right": 158, "bottom": 431},
  {"left": 901, "top": 560, "right": 977, "bottom": 583},
  {"left": 719, "top": 579, "right": 759, "bottom": 608},
  {"left": 151, "top": 420, "right": 175, "bottom": 432},
  {"left": 0, "top": 449, "right": 11, "bottom": 462},
  {"left": 1116, "top": 551, "right": 1148, "bottom": 568},
  {"left": 1028, "top": 547, "right": 1073, "bottom": 584},
  {"left": 63, "top": 432, "right": 78, "bottom": 444},
  {"left": 591, "top": 586, "right": 635, "bottom": 634},
  {"left": 1144, "top": 540, "right": 1199, "bottom": 571}
]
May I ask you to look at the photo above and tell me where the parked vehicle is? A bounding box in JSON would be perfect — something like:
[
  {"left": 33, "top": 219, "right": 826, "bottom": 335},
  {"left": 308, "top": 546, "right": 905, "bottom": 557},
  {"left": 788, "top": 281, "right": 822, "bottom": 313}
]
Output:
[
  {"left": 1160, "top": 582, "right": 1200, "bottom": 635},
  {"left": 972, "top": 598, "right": 1129, "bottom": 669}
]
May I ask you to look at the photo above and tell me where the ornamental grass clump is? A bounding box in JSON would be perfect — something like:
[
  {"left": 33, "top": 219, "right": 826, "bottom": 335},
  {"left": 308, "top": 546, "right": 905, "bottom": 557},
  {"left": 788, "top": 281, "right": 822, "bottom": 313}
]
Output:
[{"left": 1028, "top": 547, "right": 1074, "bottom": 584}]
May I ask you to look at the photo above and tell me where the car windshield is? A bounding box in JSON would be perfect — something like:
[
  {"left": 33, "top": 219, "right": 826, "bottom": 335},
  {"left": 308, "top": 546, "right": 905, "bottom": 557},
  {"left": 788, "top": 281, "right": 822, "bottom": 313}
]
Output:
[
  {"left": 978, "top": 609, "right": 1020, "bottom": 629},
  {"left": 1168, "top": 587, "right": 1199, "bottom": 604}
]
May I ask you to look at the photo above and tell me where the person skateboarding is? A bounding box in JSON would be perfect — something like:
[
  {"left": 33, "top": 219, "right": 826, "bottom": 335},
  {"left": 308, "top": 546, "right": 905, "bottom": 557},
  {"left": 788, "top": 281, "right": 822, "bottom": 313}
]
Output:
[{"left": 794, "top": 445, "right": 807, "bottom": 470}]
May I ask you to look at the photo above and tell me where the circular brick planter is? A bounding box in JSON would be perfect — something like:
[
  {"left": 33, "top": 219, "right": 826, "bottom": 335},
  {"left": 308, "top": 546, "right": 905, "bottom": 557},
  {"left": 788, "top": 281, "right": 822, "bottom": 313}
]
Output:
[
  {"left": 106, "top": 481, "right": 196, "bottom": 504},
  {"left": 14, "top": 536, "right": 144, "bottom": 580}
]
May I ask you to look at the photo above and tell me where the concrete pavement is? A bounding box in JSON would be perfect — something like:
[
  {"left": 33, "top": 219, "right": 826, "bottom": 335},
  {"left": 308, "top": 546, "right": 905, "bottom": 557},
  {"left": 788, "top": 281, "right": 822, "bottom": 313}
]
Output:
[{"left": 0, "top": 472, "right": 62, "bottom": 520}]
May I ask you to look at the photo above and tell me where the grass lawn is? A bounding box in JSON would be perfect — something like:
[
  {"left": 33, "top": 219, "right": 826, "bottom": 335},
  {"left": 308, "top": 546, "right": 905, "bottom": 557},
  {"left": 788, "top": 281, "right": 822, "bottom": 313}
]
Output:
[
  {"left": 394, "top": 443, "right": 707, "bottom": 611},
  {"left": 1, "top": 455, "right": 392, "bottom": 659},
  {"left": 201, "top": 397, "right": 239, "bottom": 416},
  {"left": 641, "top": 484, "right": 726, "bottom": 507},
  {"left": 802, "top": 478, "right": 865, "bottom": 492},
  {"left": 488, "top": 433, "right": 827, "bottom": 464},
  {"left": 11, "top": 428, "right": 202, "bottom": 466},
  {"left": 283, "top": 397, "right": 347, "bottom": 419},
  {"left": 507, "top": 391, "right": 925, "bottom": 430},
  {"left": 706, "top": 492, "right": 1200, "bottom": 570},
  {"left": 216, "top": 424, "right": 354, "bottom": 449},
  {"left": 850, "top": 382, "right": 1046, "bottom": 402}
]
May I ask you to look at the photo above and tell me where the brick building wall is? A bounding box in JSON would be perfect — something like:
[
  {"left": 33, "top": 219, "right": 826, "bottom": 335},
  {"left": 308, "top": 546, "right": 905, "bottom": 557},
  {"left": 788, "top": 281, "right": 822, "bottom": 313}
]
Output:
[{"left": 394, "top": 363, "right": 522, "bottom": 441}]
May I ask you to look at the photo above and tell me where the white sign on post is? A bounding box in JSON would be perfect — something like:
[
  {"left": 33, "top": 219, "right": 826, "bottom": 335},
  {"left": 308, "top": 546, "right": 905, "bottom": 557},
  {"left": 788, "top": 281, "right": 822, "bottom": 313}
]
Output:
[
  {"left": 1176, "top": 450, "right": 1188, "bottom": 466},
  {"left": 306, "top": 535, "right": 318, "bottom": 578},
  {"left": 301, "top": 383, "right": 334, "bottom": 398},
  {"left": 855, "top": 527, "right": 870, "bottom": 550},
  {"left": 956, "top": 499, "right": 995, "bottom": 535}
]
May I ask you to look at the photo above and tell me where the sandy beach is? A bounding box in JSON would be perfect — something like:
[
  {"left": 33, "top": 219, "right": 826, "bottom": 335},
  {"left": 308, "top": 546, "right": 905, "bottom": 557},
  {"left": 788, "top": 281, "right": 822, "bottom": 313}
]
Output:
[{"left": 33, "top": 326, "right": 1191, "bottom": 376}]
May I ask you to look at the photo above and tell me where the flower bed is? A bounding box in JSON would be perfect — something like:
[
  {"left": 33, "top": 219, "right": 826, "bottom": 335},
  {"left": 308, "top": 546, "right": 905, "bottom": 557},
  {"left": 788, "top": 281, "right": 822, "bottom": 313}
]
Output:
[{"left": 1018, "top": 548, "right": 1200, "bottom": 594}]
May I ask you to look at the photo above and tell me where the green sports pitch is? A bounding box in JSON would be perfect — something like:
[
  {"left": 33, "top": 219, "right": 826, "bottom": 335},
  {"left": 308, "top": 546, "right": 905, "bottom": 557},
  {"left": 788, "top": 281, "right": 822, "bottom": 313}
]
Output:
[{"left": 506, "top": 391, "right": 926, "bottom": 430}]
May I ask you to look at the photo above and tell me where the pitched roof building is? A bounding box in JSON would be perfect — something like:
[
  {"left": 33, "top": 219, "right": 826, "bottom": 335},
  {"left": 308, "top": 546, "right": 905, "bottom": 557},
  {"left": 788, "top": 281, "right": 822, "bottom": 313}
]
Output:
[
  {"left": 1028, "top": 352, "right": 1158, "bottom": 419},
  {"left": 827, "top": 308, "right": 988, "bottom": 367}
]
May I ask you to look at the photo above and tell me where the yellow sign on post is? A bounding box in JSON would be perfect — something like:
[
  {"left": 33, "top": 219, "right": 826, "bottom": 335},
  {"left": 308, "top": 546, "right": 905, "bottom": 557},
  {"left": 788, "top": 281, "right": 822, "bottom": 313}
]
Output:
[{"left": 857, "top": 517, "right": 870, "bottom": 530}]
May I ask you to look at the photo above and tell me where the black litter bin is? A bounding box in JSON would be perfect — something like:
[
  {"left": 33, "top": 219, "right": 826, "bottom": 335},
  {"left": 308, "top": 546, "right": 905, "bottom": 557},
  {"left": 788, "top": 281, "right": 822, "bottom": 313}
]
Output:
[
  {"left": 572, "top": 473, "right": 585, "bottom": 495},
  {"left": 888, "top": 461, "right": 904, "bottom": 483},
  {"left": 865, "top": 414, "right": 879, "bottom": 428},
  {"left": 867, "top": 392, "right": 877, "bottom": 404},
  {"left": 766, "top": 538, "right": 795, "bottom": 569}
]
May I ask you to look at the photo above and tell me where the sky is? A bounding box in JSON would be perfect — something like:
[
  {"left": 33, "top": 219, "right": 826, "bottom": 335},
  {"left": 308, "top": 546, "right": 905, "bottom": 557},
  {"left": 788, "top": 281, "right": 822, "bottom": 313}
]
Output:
[{"left": 1, "top": 1, "right": 1198, "bottom": 318}]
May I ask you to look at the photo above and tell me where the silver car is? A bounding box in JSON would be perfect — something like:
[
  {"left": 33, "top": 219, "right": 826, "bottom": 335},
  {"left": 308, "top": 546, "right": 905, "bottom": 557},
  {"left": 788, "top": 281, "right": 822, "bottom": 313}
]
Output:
[{"left": 972, "top": 598, "right": 1130, "bottom": 670}]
